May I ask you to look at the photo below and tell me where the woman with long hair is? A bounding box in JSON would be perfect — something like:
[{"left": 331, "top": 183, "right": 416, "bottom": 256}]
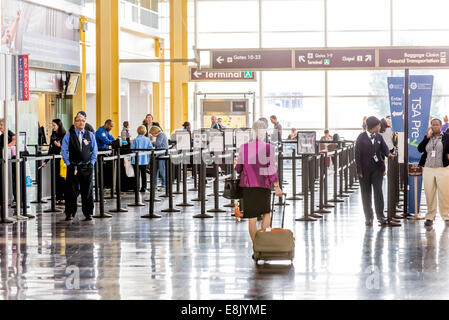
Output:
[
  {"left": 42, "top": 119, "right": 66, "bottom": 205},
  {"left": 379, "top": 118, "right": 395, "bottom": 153}
]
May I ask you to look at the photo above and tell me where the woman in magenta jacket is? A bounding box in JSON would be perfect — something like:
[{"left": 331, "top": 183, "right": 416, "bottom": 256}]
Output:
[{"left": 235, "top": 119, "right": 283, "bottom": 245}]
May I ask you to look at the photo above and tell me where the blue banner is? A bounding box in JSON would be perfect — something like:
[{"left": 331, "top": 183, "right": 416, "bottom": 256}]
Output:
[
  {"left": 17, "top": 55, "right": 24, "bottom": 101},
  {"left": 387, "top": 75, "right": 434, "bottom": 214},
  {"left": 387, "top": 77, "right": 405, "bottom": 132}
]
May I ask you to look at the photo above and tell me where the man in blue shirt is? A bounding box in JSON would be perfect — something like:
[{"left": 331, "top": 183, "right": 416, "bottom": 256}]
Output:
[
  {"left": 61, "top": 114, "right": 98, "bottom": 222},
  {"left": 95, "top": 119, "right": 115, "bottom": 151}
]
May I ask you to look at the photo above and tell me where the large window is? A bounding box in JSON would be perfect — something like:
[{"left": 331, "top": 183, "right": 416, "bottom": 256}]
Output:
[{"left": 160, "top": 0, "right": 449, "bottom": 134}]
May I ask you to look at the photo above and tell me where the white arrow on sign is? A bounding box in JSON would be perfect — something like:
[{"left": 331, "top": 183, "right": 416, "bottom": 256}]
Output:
[
  {"left": 216, "top": 56, "right": 224, "bottom": 64},
  {"left": 193, "top": 70, "right": 202, "bottom": 78},
  {"left": 298, "top": 56, "right": 306, "bottom": 63},
  {"left": 365, "top": 55, "right": 372, "bottom": 62}
]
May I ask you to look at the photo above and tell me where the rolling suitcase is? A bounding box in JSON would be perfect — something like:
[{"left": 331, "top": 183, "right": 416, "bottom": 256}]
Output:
[{"left": 253, "top": 193, "right": 295, "bottom": 264}]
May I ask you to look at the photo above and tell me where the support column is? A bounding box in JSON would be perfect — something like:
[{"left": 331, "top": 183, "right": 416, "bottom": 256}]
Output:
[
  {"left": 153, "top": 38, "right": 165, "bottom": 130},
  {"left": 80, "top": 16, "right": 87, "bottom": 112},
  {"left": 170, "top": 0, "right": 188, "bottom": 135},
  {"left": 96, "top": 0, "right": 120, "bottom": 137}
]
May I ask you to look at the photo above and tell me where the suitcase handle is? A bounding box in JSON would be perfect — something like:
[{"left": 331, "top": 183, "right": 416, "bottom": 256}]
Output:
[{"left": 270, "top": 192, "right": 287, "bottom": 229}]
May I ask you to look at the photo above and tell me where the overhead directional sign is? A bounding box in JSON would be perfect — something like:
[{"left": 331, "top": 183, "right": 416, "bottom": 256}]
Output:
[
  {"left": 378, "top": 48, "right": 449, "bottom": 68},
  {"left": 199, "top": 46, "right": 449, "bottom": 71},
  {"left": 211, "top": 49, "right": 292, "bottom": 70},
  {"left": 295, "top": 48, "right": 376, "bottom": 69},
  {"left": 189, "top": 67, "right": 256, "bottom": 82}
]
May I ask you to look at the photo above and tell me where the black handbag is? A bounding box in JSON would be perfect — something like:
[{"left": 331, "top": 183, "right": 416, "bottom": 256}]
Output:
[{"left": 223, "top": 177, "right": 243, "bottom": 200}]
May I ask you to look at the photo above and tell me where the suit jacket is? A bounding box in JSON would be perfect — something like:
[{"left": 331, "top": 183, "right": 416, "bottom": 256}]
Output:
[{"left": 355, "top": 131, "right": 390, "bottom": 176}]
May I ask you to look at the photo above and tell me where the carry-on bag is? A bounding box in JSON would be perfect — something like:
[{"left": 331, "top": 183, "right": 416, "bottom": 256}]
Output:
[{"left": 253, "top": 193, "right": 295, "bottom": 263}]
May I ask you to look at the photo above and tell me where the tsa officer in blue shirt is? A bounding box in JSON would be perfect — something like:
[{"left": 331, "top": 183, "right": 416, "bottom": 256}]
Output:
[
  {"left": 95, "top": 119, "right": 115, "bottom": 151},
  {"left": 61, "top": 114, "right": 98, "bottom": 221}
]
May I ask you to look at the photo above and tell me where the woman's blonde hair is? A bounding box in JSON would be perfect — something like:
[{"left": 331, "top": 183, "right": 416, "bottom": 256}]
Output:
[
  {"left": 149, "top": 126, "right": 161, "bottom": 136},
  {"left": 251, "top": 120, "right": 268, "bottom": 141},
  {"left": 137, "top": 125, "right": 147, "bottom": 135}
]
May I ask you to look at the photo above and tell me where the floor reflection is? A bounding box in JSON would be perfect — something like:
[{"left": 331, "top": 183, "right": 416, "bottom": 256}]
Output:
[{"left": 0, "top": 180, "right": 449, "bottom": 299}]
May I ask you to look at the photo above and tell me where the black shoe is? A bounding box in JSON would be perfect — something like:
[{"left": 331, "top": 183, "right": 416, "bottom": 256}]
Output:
[
  {"left": 139, "top": 189, "right": 146, "bottom": 193},
  {"left": 365, "top": 219, "right": 373, "bottom": 226},
  {"left": 64, "top": 216, "right": 72, "bottom": 221},
  {"left": 84, "top": 216, "right": 92, "bottom": 221},
  {"left": 424, "top": 220, "right": 433, "bottom": 227}
]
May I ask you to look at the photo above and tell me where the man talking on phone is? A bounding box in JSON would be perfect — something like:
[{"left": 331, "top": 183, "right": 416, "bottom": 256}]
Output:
[
  {"left": 61, "top": 114, "right": 98, "bottom": 221},
  {"left": 418, "top": 118, "right": 449, "bottom": 227}
]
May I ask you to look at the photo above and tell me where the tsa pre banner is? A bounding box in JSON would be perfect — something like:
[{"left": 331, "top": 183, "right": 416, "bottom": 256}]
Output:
[{"left": 387, "top": 75, "right": 433, "bottom": 214}]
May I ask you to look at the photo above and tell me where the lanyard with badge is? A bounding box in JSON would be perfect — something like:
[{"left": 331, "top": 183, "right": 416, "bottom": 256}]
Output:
[
  {"left": 430, "top": 136, "right": 439, "bottom": 159},
  {"left": 371, "top": 133, "right": 379, "bottom": 163}
]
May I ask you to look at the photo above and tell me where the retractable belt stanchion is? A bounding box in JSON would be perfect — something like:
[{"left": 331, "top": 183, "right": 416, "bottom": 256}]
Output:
[
  {"left": 286, "top": 147, "right": 302, "bottom": 201},
  {"left": 315, "top": 152, "right": 331, "bottom": 214},
  {"left": 189, "top": 163, "right": 198, "bottom": 192},
  {"left": 161, "top": 153, "right": 180, "bottom": 213},
  {"left": 309, "top": 155, "right": 322, "bottom": 219},
  {"left": 44, "top": 154, "right": 62, "bottom": 213},
  {"left": 94, "top": 159, "right": 100, "bottom": 202},
  {"left": 159, "top": 150, "right": 170, "bottom": 198},
  {"left": 173, "top": 161, "right": 182, "bottom": 195},
  {"left": 338, "top": 148, "right": 350, "bottom": 199},
  {"left": 94, "top": 154, "right": 112, "bottom": 219},
  {"left": 387, "top": 155, "right": 402, "bottom": 226},
  {"left": 142, "top": 150, "right": 162, "bottom": 219},
  {"left": 296, "top": 155, "right": 316, "bottom": 222},
  {"left": 328, "top": 150, "right": 344, "bottom": 203},
  {"left": 322, "top": 151, "right": 335, "bottom": 209},
  {"left": 224, "top": 150, "right": 236, "bottom": 210},
  {"left": 20, "top": 156, "right": 34, "bottom": 219},
  {"left": 275, "top": 146, "right": 289, "bottom": 206},
  {"left": 208, "top": 155, "right": 226, "bottom": 213},
  {"left": 31, "top": 149, "right": 47, "bottom": 204},
  {"left": 343, "top": 147, "right": 354, "bottom": 195},
  {"left": 177, "top": 152, "right": 194, "bottom": 207},
  {"left": 109, "top": 147, "right": 128, "bottom": 213},
  {"left": 128, "top": 152, "right": 145, "bottom": 207},
  {"left": 193, "top": 151, "right": 213, "bottom": 219}
]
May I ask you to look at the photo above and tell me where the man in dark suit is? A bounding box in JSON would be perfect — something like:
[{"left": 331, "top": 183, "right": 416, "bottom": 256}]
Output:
[{"left": 355, "top": 116, "right": 400, "bottom": 227}]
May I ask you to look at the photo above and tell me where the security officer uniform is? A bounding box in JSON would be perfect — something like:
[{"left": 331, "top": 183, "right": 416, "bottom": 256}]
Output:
[{"left": 61, "top": 126, "right": 98, "bottom": 220}]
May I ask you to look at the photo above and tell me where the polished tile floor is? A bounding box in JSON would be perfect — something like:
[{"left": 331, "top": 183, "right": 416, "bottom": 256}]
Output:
[{"left": 0, "top": 172, "right": 446, "bottom": 300}]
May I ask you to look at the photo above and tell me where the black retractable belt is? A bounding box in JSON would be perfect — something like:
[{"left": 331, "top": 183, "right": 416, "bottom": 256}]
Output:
[
  {"left": 193, "top": 151, "right": 213, "bottom": 219},
  {"left": 287, "top": 148, "right": 302, "bottom": 201},
  {"left": 128, "top": 151, "right": 145, "bottom": 207},
  {"left": 296, "top": 155, "right": 316, "bottom": 222},
  {"left": 142, "top": 150, "right": 161, "bottom": 219},
  {"left": 44, "top": 155, "right": 62, "bottom": 213},
  {"left": 109, "top": 148, "right": 128, "bottom": 213},
  {"left": 94, "top": 155, "right": 112, "bottom": 219}
]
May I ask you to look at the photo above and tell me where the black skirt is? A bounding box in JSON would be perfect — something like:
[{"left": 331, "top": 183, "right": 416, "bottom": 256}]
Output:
[{"left": 241, "top": 187, "right": 271, "bottom": 219}]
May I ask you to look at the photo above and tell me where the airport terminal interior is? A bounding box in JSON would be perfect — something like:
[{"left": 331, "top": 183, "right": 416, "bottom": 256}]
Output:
[{"left": 1, "top": 0, "right": 449, "bottom": 301}]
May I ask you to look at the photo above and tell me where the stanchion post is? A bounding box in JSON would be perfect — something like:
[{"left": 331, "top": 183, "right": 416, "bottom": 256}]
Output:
[
  {"left": 162, "top": 154, "right": 180, "bottom": 213},
  {"left": 322, "top": 151, "right": 335, "bottom": 208},
  {"left": 315, "top": 153, "right": 331, "bottom": 214},
  {"left": 142, "top": 150, "right": 161, "bottom": 219},
  {"left": 328, "top": 150, "right": 344, "bottom": 203},
  {"left": 129, "top": 152, "right": 145, "bottom": 207},
  {"left": 309, "top": 156, "right": 322, "bottom": 219},
  {"left": 193, "top": 151, "right": 213, "bottom": 219},
  {"left": 94, "top": 155, "right": 112, "bottom": 218},
  {"left": 31, "top": 150, "right": 47, "bottom": 204},
  {"left": 177, "top": 154, "right": 194, "bottom": 207},
  {"left": 208, "top": 158, "right": 226, "bottom": 213},
  {"left": 44, "top": 155, "right": 62, "bottom": 213},
  {"left": 296, "top": 155, "right": 316, "bottom": 222},
  {"left": 109, "top": 147, "right": 128, "bottom": 213},
  {"left": 287, "top": 148, "right": 302, "bottom": 201}
]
